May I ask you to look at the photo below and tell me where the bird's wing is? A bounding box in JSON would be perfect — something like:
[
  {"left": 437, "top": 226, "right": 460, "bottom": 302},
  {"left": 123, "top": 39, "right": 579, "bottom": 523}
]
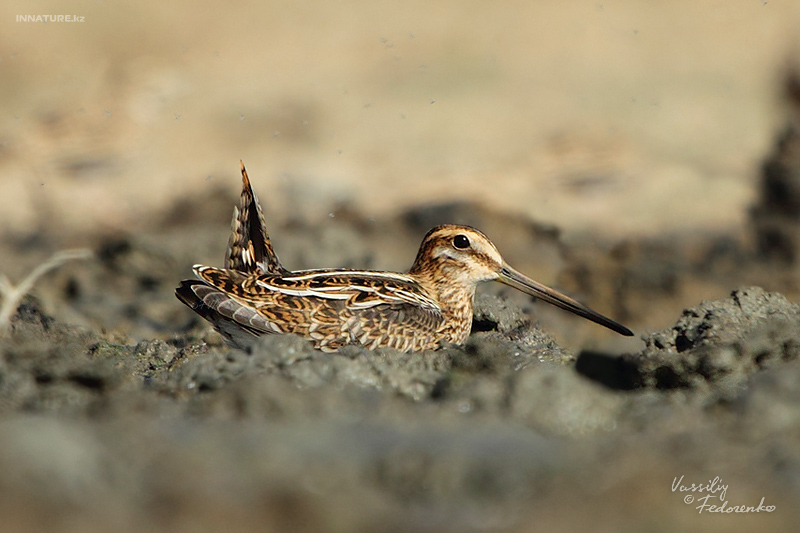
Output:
[
  {"left": 191, "top": 266, "right": 444, "bottom": 351},
  {"left": 224, "top": 161, "right": 287, "bottom": 275},
  {"left": 175, "top": 279, "right": 273, "bottom": 349}
]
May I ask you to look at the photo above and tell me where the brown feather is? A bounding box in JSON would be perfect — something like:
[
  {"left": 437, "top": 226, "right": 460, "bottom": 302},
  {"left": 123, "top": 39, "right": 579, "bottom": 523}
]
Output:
[{"left": 224, "top": 161, "right": 287, "bottom": 275}]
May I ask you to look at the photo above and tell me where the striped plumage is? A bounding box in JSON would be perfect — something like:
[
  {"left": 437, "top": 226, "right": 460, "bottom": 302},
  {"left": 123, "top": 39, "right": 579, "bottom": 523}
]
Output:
[
  {"left": 223, "top": 163, "right": 287, "bottom": 275},
  {"left": 176, "top": 162, "right": 633, "bottom": 352}
]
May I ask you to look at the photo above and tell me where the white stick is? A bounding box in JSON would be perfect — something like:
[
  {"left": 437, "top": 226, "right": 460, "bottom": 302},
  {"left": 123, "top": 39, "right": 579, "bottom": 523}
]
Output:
[{"left": 0, "top": 249, "right": 93, "bottom": 335}]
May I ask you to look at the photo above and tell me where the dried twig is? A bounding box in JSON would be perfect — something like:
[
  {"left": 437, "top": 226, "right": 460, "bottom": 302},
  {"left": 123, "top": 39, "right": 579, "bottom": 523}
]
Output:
[{"left": 0, "top": 248, "right": 93, "bottom": 336}]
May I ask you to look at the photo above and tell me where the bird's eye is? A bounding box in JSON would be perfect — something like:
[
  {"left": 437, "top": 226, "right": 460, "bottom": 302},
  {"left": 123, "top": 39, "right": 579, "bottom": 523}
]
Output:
[{"left": 453, "top": 234, "right": 470, "bottom": 249}]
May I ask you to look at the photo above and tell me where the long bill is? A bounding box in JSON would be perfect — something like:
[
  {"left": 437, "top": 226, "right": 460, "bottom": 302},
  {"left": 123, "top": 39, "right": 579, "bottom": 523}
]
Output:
[{"left": 498, "top": 264, "right": 633, "bottom": 336}]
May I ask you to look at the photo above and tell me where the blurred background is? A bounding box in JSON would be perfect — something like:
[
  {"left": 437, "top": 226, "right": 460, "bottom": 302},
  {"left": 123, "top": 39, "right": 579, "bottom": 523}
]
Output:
[{"left": 2, "top": 0, "right": 796, "bottom": 242}]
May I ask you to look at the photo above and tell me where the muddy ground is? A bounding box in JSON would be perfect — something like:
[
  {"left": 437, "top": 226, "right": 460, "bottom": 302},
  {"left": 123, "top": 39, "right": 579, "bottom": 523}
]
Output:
[
  {"left": 3, "top": 171, "right": 800, "bottom": 531},
  {"left": 4, "top": 2, "right": 800, "bottom": 532}
]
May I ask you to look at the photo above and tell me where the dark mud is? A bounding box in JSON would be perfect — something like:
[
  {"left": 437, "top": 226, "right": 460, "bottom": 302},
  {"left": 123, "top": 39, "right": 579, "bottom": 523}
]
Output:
[
  {"left": 2, "top": 206, "right": 800, "bottom": 532},
  {"left": 4, "top": 80, "right": 800, "bottom": 533}
]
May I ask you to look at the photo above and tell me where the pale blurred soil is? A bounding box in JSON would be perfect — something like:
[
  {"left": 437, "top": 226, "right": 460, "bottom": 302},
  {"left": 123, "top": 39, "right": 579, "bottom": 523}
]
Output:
[{"left": 1, "top": 1, "right": 797, "bottom": 240}]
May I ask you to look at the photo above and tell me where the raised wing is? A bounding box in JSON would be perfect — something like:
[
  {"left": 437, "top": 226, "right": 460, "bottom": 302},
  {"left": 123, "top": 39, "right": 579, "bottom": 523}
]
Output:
[{"left": 224, "top": 161, "right": 287, "bottom": 275}]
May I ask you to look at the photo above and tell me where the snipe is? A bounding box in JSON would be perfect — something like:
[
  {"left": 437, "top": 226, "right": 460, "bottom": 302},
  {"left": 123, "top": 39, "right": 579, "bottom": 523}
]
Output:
[{"left": 176, "top": 162, "right": 633, "bottom": 352}]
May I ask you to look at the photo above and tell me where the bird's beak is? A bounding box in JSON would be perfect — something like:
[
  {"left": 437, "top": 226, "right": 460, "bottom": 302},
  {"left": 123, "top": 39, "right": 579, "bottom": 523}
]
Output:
[{"left": 497, "top": 263, "right": 633, "bottom": 336}]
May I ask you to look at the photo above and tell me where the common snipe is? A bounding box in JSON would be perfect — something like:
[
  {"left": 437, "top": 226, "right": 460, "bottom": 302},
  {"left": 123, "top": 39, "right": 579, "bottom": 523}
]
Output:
[{"left": 176, "top": 162, "right": 633, "bottom": 352}]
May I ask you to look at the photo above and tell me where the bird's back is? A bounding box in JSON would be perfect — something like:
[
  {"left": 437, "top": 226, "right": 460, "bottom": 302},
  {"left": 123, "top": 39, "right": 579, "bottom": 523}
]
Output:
[{"left": 181, "top": 266, "right": 449, "bottom": 352}]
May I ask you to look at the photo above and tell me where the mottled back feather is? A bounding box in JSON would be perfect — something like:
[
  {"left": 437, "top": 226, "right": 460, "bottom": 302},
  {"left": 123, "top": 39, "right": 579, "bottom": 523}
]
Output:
[{"left": 193, "top": 266, "right": 446, "bottom": 352}]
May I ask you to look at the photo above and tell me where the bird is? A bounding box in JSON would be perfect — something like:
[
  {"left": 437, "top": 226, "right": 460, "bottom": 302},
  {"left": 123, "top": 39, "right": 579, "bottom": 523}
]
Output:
[{"left": 176, "top": 162, "right": 633, "bottom": 352}]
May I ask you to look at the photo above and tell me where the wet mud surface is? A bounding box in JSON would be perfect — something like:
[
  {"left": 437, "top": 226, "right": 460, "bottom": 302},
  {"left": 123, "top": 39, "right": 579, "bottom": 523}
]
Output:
[{"left": 4, "top": 154, "right": 800, "bottom": 531}]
